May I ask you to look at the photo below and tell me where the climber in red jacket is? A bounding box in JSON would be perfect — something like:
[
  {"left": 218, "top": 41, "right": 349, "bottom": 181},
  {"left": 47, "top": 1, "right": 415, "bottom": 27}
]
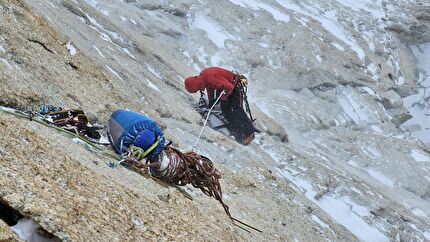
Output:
[{"left": 184, "top": 67, "right": 257, "bottom": 145}]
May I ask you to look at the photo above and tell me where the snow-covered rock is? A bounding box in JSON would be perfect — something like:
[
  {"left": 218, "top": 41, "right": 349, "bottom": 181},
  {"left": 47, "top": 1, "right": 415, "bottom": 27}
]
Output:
[{"left": 0, "top": 0, "right": 429, "bottom": 241}]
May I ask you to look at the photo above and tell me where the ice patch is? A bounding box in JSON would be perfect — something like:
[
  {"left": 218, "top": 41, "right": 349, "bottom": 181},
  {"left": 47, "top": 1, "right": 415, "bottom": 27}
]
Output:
[
  {"left": 122, "top": 48, "right": 136, "bottom": 59},
  {"left": 46, "top": 1, "right": 57, "bottom": 9},
  {"left": 424, "top": 231, "right": 430, "bottom": 240},
  {"left": 362, "top": 86, "right": 377, "bottom": 96},
  {"left": 100, "top": 8, "right": 110, "bottom": 16},
  {"left": 72, "top": 137, "right": 88, "bottom": 146},
  {"left": 105, "top": 65, "right": 124, "bottom": 81},
  {"left": 351, "top": 187, "right": 363, "bottom": 195},
  {"left": 1, "top": 58, "right": 12, "bottom": 70},
  {"left": 275, "top": 0, "right": 319, "bottom": 16},
  {"left": 334, "top": 0, "right": 385, "bottom": 19},
  {"left": 0, "top": 106, "right": 16, "bottom": 112},
  {"left": 315, "top": 55, "right": 322, "bottom": 63},
  {"left": 146, "top": 79, "right": 161, "bottom": 92},
  {"left": 44, "top": 15, "right": 53, "bottom": 22},
  {"left": 190, "top": 14, "right": 237, "bottom": 49},
  {"left": 311, "top": 214, "right": 329, "bottom": 229},
  {"left": 146, "top": 64, "right": 162, "bottom": 79},
  {"left": 259, "top": 42, "right": 269, "bottom": 48},
  {"left": 98, "top": 31, "right": 112, "bottom": 42},
  {"left": 84, "top": 0, "right": 97, "bottom": 8},
  {"left": 66, "top": 42, "right": 77, "bottom": 55},
  {"left": 410, "top": 149, "right": 430, "bottom": 162},
  {"left": 93, "top": 45, "right": 105, "bottom": 58},
  {"left": 367, "top": 63, "right": 378, "bottom": 80},
  {"left": 120, "top": 16, "right": 127, "bottom": 21},
  {"left": 211, "top": 53, "right": 222, "bottom": 66},
  {"left": 11, "top": 218, "right": 58, "bottom": 242},
  {"left": 338, "top": 91, "right": 367, "bottom": 124},
  {"left": 331, "top": 42, "right": 345, "bottom": 51},
  {"left": 337, "top": 86, "right": 383, "bottom": 125},
  {"left": 229, "top": 0, "right": 290, "bottom": 22},
  {"left": 402, "top": 42, "right": 430, "bottom": 143},
  {"left": 86, "top": 15, "right": 124, "bottom": 42},
  {"left": 398, "top": 76, "right": 405, "bottom": 85},
  {"left": 367, "top": 169, "right": 395, "bottom": 187},
  {"left": 279, "top": 171, "right": 389, "bottom": 242},
  {"left": 84, "top": 0, "right": 109, "bottom": 16},
  {"left": 412, "top": 208, "right": 428, "bottom": 218},
  {"left": 318, "top": 11, "right": 365, "bottom": 60},
  {"left": 0, "top": 44, "right": 5, "bottom": 52},
  {"left": 362, "top": 146, "right": 381, "bottom": 159},
  {"left": 275, "top": 2, "right": 366, "bottom": 60},
  {"left": 371, "top": 125, "right": 383, "bottom": 133},
  {"left": 347, "top": 160, "right": 360, "bottom": 167}
]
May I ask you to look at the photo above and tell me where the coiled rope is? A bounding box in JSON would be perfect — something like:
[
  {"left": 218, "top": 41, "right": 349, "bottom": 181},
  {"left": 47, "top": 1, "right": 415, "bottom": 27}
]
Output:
[
  {"left": 124, "top": 145, "right": 262, "bottom": 233},
  {"left": 125, "top": 145, "right": 230, "bottom": 216}
]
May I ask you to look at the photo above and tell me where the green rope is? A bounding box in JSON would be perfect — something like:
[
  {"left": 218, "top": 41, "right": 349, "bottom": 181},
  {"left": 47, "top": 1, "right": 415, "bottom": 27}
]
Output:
[
  {"left": 127, "top": 146, "right": 145, "bottom": 160},
  {"left": 126, "top": 136, "right": 160, "bottom": 161}
]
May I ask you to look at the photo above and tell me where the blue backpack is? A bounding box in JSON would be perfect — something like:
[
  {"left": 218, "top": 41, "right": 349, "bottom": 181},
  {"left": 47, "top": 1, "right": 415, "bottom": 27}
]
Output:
[{"left": 108, "top": 110, "right": 165, "bottom": 156}]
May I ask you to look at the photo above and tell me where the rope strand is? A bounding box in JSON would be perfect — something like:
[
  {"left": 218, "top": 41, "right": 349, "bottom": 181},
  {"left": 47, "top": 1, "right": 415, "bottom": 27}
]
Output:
[{"left": 192, "top": 90, "right": 225, "bottom": 149}]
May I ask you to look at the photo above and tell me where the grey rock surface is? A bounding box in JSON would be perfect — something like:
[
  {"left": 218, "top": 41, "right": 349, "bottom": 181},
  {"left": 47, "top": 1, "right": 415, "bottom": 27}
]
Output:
[
  {"left": 0, "top": 0, "right": 430, "bottom": 241},
  {"left": 0, "top": 219, "right": 23, "bottom": 242}
]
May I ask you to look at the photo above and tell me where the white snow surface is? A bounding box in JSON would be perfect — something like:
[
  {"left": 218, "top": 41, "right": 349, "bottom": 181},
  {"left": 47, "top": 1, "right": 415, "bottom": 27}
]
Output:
[
  {"left": 228, "top": 0, "right": 290, "bottom": 22},
  {"left": 146, "top": 64, "right": 162, "bottom": 79},
  {"left": 11, "top": 218, "right": 58, "bottom": 242},
  {"left": 334, "top": 0, "right": 385, "bottom": 19},
  {"left": 105, "top": 65, "right": 123, "bottom": 81},
  {"left": 92, "top": 45, "right": 105, "bottom": 58},
  {"left": 280, "top": 169, "right": 390, "bottom": 242},
  {"left": 145, "top": 78, "right": 161, "bottom": 92},
  {"left": 190, "top": 14, "right": 237, "bottom": 49},
  {"left": 402, "top": 42, "right": 430, "bottom": 143},
  {"left": 317, "top": 10, "right": 365, "bottom": 60},
  {"left": 1, "top": 58, "right": 12, "bottom": 70},
  {"left": 66, "top": 42, "right": 77, "bottom": 55},
  {"left": 411, "top": 149, "right": 430, "bottom": 162}
]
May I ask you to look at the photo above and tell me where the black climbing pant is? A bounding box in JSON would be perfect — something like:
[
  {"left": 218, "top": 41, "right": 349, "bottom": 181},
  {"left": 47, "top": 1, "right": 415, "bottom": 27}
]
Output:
[{"left": 220, "top": 86, "right": 256, "bottom": 143}]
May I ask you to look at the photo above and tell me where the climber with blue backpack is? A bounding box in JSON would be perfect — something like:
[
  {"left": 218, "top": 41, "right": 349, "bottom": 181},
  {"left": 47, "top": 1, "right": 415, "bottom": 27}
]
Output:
[{"left": 108, "top": 109, "right": 166, "bottom": 161}]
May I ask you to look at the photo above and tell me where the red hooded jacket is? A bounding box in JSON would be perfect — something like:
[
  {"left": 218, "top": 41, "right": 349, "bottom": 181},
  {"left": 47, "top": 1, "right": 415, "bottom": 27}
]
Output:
[{"left": 184, "top": 67, "right": 237, "bottom": 101}]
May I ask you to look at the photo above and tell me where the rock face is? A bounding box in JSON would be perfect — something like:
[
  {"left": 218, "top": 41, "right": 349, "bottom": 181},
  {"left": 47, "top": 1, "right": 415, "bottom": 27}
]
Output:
[
  {"left": 0, "top": 219, "right": 23, "bottom": 242},
  {"left": 381, "top": 90, "right": 403, "bottom": 109},
  {"left": 0, "top": 0, "right": 355, "bottom": 241},
  {"left": 1, "top": 0, "right": 430, "bottom": 241}
]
